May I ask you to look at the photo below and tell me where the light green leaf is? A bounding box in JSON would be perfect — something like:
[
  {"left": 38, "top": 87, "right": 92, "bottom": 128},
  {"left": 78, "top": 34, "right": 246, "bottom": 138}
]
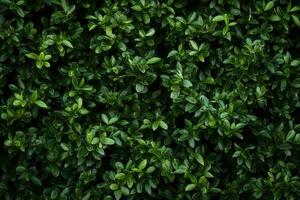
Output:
[
  {"left": 114, "top": 190, "right": 122, "bottom": 200},
  {"left": 36, "top": 60, "right": 43, "bottom": 69},
  {"left": 121, "top": 186, "right": 130, "bottom": 196},
  {"left": 26, "top": 53, "right": 38, "bottom": 60},
  {"left": 127, "top": 175, "right": 134, "bottom": 188},
  {"left": 212, "top": 15, "right": 225, "bottom": 22},
  {"left": 135, "top": 84, "right": 144, "bottom": 93},
  {"left": 145, "top": 28, "right": 155, "bottom": 37},
  {"left": 110, "top": 183, "right": 119, "bottom": 190},
  {"left": 264, "top": 1, "right": 274, "bottom": 11},
  {"left": 138, "top": 159, "right": 147, "bottom": 170},
  {"left": 140, "top": 0, "right": 145, "bottom": 6},
  {"left": 146, "top": 57, "right": 161, "bottom": 65},
  {"left": 91, "top": 137, "right": 99, "bottom": 145},
  {"left": 152, "top": 121, "right": 159, "bottom": 130},
  {"left": 183, "top": 80, "right": 193, "bottom": 88},
  {"left": 159, "top": 121, "right": 168, "bottom": 130},
  {"left": 269, "top": 15, "right": 281, "bottom": 21},
  {"left": 60, "top": 143, "right": 69, "bottom": 151},
  {"left": 44, "top": 54, "right": 52, "bottom": 60},
  {"left": 189, "top": 40, "right": 198, "bottom": 50},
  {"left": 292, "top": 15, "right": 300, "bottom": 26},
  {"left": 145, "top": 166, "right": 156, "bottom": 173},
  {"left": 195, "top": 154, "right": 204, "bottom": 166},
  {"left": 103, "top": 138, "right": 115, "bottom": 145},
  {"left": 108, "top": 117, "right": 119, "bottom": 125},
  {"left": 35, "top": 100, "right": 48, "bottom": 108},
  {"left": 131, "top": 5, "right": 142, "bottom": 11},
  {"left": 44, "top": 61, "right": 50, "bottom": 68},
  {"left": 185, "top": 184, "right": 196, "bottom": 191},
  {"left": 291, "top": 60, "right": 300, "bottom": 66},
  {"left": 290, "top": 6, "right": 300, "bottom": 12},
  {"left": 115, "top": 173, "right": 126, "bottom": 180},
  {"left": 101, "top": 114, "right": 109, "bottom": 124},
  {"left": 86, "top": 131, "right": 95, "bottom": 144},
  {"left": 61, "top": 0, "right": 69, "bottom": 12},
  {"left": 79, "top": 108, "right": 89, "bottom": 115},
  {"left": 62, "top": 40, "right": 73, "bottom": 48},
  {"left": 16, "top": 7, "right": 25, "bottom": 17}
]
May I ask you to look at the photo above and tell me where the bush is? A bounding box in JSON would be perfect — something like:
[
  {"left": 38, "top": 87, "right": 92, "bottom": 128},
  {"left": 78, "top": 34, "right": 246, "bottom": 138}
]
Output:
[{"left": 1, "top": 0, "right": 300, "bottom": 199}]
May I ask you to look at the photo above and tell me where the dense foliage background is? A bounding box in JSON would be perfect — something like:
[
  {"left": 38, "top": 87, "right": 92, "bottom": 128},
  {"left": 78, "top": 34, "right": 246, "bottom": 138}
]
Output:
[{"left": 1, "top": 0, "right": 300, "bottom": 199}]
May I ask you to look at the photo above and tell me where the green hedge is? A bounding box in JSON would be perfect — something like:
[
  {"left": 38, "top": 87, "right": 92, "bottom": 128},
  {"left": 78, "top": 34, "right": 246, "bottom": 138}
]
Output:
[{"left": 1, "top": 0, "right": 300, "bottom": 199}]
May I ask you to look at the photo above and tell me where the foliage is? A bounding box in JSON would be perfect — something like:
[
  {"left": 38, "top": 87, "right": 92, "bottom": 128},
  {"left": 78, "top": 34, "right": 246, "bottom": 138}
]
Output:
[{"left": 1, "top": 0, "right": 300, "bottom": 199}]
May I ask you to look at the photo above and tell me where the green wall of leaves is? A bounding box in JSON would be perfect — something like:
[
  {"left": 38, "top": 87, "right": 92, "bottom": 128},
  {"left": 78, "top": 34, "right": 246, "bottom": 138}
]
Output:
[{"left": 1, "top": 0, "right": 300, "bottom": 199}]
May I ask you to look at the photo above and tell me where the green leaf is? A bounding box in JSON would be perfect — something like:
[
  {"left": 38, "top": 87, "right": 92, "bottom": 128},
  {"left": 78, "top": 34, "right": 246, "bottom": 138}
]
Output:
[
  {"left": 86, "top": 131, "right": 95, "bottom": 144},
  {"left": 108, "top": 117, "right": 119, "bottom": 125},
  {"left": 138, "top": 159, "right": 147, "bottom": 170},
  {"left": 30, "top": 176, "right": 42, "bottom": 186},
  {"left": 159, "top": 121, "right": 168, "bottom": 130},
  {"left": 145, "top": 184, "right": 151, "bottom": 195},
  {"left": 167, "top": 50, "right": 177, "bottom": 58},
  {"left": 236, "top": 124, "right": 246, "bottom": 131},
  {"left": 39, "top": 52, "right": 45, "bottom": 60},
  {"left": 121, "top": 186, "right": 130, "bottom": 196},
  {"left": 152, "top": 121, "right": 159, "bottom": 131},
  {"left": 269, "top": 15, "right": 281, "bottom": 21},
  {"left": 114, "top": 190, "right": 122, "bottom": 200},
  {"left": 195, "top": 154, "right": 204, "bottom": 166},
  {"left": 60, "top": 143, "right": 69, "bottom": 151},
  {"left": 26, "top": 53, "right": 38, "bottom": 60},
  {"left": 101, "top": 114, "right": 109, "bottom": 124},
  {"left": 82, "top": 192, "right": 91, "bottom": 200},
  {"left": 62, "top": 40, "right": 73, "bottom": 48},
  {"left": 36, "top": 60, "right": 43, "bottom": 69},
  {"left": 135, "top": 84, "right": 144, "bottom": 93},
  {"left": 79, "top": 108, "right": 89, "bottom": 115},
  {"left": 16, "top": 7, "right": 25, "bottom": 17},
  {"left": 292, "top": 15, "right": 300, "bottom": 26},
  {"left": 286, "top": 130, "right": 296, "bottom": 141},
  {"left": 185, "top": 184, "right": 196, "bottom": 191},
  {"left": 183, "top": 80, "right": 193, "bottom": 88},
  {"left": 266, "top": 63, "right": 275, "bottom": 73},
  {"left": 212, "top": 15, "right": 225, "bottom": 22},
  {"left": 205, "top": 77, "right": 214, "bottom": 84},
  {"left": 140, "top": 0, "right": 145, "bottom": 6},
  {"left": 145, "top": 166, "right": 156, "bottom": 174},
  {"left": 264, "top": 1, "right": 274, "bottom": 11},
  {"left": 44, "top": 61, "right": 50, "bottom": 68},
  {"left": 91, "top": 137, "right": 99, "bottom": 145},
  {"left": 291, "top": 60, "right": 300, "bottom": 66},
  {"left": 127, "top": 175, "right": 134, "bottom": 188},
  {"left": 16, "top": 166, "right": 26, "bottom": 173},
  {"left": 131, "top": 5, "right": 142, "bottom": 11},
  {"left": 290, "top": 6, "right": 300, "bottom": 12},
  {"left": 105, "top": 26, "right": 113, "bottom": 37},
  {"left": 61, "top": 0, "right": 69, "bottom": 12},
  {"left": 102, "top": 138, "right": 115, "bottom": 145},
  {"left": 291, "top": 78, "right": 300, "bottom": 88},
  {"left": 186, "top": 96, "right": 197, "bottom": 104},
  {"left": 189, "top": 40, "right": 198, "bottom": 50},
  {"left": 145, "top": 28, "right": 155, "bottom": 37},
  {"left": 35, "top": 100, "right": 48, "bottom": 108},
  {"left": 115, "top": 173, "right": 126, "bottom": 180},
  {"left": 44, "top": 54, "right": 52, "bottom": 60},
  {"left": 110, "top": 183, "right": 119, "bottom": 190},
  {"left": 146, "top": 57, "right": 161, "bottom": 65}
]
